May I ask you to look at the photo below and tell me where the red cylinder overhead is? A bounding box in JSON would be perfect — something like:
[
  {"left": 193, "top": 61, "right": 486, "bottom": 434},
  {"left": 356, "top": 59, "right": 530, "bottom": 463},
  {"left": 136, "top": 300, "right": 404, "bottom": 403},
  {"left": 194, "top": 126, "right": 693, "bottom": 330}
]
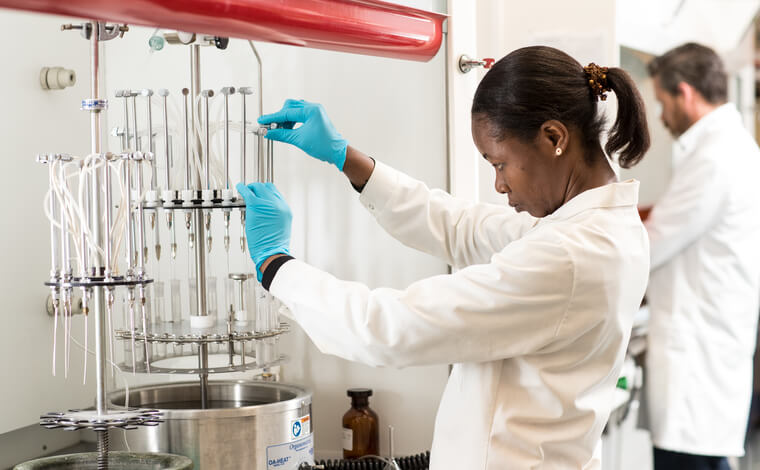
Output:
[{"left": 0, "top": 0, "right": 446, "bottom": 62}]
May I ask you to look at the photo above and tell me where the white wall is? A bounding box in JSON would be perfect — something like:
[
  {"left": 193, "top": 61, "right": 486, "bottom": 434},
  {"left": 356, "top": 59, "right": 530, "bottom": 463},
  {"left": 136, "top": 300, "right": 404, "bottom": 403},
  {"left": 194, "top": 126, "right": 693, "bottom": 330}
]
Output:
[
  {"left": 0, "top": 1, "right": 451, "bottom": 462},
  {"left": 0, "top": 11, "right": 98, "bottom": 436},
  {"left": 473, "top": 0, "right": 619, "bottom": 205}
]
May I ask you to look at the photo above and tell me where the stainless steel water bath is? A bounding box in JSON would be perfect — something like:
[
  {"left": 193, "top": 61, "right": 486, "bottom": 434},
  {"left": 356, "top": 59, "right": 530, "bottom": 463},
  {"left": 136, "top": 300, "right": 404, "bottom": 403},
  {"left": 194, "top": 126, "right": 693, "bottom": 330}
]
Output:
[{"left": 108, "top": 381, "right": 314, "bottom": 469}]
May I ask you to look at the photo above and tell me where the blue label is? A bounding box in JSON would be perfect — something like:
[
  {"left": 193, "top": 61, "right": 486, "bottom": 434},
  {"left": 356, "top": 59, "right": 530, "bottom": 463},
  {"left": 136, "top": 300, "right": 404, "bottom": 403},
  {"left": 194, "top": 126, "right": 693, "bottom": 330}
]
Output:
[
  {"left": 292, "top": 421, "right": 302, "bottom": 437},
  {"left": 267, "top": 434, "right": 314, "bottom": 470}
]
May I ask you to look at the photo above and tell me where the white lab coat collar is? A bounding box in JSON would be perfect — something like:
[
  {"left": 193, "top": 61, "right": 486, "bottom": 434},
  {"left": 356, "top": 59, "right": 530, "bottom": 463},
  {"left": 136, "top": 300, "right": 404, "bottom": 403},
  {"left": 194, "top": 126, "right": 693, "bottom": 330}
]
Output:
[
  {"left": 673, "top": 103, "right": 742, "bottom": 167},
  {"left": 542, "top": 180, "right": 640, "bottom": 223}
]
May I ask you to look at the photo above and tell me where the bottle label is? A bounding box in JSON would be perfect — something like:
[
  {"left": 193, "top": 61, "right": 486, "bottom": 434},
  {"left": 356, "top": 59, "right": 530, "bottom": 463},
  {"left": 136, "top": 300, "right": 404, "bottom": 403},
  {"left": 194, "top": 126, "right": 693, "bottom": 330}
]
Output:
[{"left": 342, "top": 427, "right": 353, "bottom": 451}]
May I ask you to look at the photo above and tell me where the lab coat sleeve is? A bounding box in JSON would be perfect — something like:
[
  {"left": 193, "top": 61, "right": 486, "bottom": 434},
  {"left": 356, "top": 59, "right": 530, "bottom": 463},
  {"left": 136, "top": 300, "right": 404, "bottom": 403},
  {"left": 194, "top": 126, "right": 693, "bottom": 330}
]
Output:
[
  {"left": 269, "top": 233, "right": 577, "bottom": 368},
  {"left": 645, "top": 148, "right": 728, "bottom": 270},
  {"left": 358, "top": 161, "right": 539, "bottom": 268}
]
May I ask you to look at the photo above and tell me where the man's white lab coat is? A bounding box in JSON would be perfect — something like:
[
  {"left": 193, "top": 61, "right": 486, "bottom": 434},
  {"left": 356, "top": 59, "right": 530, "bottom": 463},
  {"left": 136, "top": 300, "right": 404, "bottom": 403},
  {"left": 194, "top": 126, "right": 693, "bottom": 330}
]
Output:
[
  {"left": 645, "top": 103, "right": 760, "bottom": 456},
  {"left": 271, "top": 161, "right": 649, "bottom": 469}
]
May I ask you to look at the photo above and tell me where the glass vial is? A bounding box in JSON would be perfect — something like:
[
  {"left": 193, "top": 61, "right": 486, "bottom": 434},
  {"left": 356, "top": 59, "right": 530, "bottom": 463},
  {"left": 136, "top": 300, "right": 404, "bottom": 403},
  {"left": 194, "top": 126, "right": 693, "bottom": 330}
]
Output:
[
  {"left": 170, "top": 279, "right": 182, "bottom": 323},
  {"left": 342, "top": 388, "right": 379, "bottom": 459}
]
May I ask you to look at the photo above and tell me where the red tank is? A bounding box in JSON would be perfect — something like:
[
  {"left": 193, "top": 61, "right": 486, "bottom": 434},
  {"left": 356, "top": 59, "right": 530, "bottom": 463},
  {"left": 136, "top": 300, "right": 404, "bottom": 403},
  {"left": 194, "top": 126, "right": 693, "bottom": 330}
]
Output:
[{"left": 0, "top": 0, "right": 446, "bottom": 62}]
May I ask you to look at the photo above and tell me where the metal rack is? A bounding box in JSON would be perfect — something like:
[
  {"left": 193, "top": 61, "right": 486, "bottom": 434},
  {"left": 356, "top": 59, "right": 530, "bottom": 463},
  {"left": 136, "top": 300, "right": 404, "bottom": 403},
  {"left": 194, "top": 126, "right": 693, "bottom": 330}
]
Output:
[{"left": 35, "top": 22, "right": 287, "bottom": 468}]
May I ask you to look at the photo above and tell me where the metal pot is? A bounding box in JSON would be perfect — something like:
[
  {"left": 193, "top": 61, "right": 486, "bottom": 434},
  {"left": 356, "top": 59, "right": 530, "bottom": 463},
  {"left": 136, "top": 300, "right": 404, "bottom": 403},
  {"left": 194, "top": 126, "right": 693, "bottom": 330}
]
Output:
[
  {"left": 107, "top": 381, "right": 314, "bottom": 469},
  {"left": 13, "top": 451, "right": 193, "bottom": 469}
]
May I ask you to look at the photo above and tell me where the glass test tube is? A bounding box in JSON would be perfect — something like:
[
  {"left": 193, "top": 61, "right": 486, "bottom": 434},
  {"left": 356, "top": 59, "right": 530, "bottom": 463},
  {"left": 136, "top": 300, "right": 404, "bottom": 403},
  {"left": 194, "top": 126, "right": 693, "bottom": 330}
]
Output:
[{"left": 170, "top": 279, "right": 182, "bottom": 323}]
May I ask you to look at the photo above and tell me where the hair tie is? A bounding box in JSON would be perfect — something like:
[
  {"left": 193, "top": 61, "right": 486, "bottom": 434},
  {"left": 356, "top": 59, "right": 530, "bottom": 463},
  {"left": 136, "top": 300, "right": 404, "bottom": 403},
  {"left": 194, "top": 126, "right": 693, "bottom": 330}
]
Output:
[{"left": 584, "top": 63, "right": 611, "bottom": 101}]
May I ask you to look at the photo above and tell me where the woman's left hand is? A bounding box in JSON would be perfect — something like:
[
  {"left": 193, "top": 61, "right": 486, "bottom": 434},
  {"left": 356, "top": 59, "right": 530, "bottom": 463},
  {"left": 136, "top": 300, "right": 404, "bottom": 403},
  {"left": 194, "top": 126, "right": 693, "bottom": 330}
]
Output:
[{"left": 236, "top": 182, "right": 292, "bottom": 280}]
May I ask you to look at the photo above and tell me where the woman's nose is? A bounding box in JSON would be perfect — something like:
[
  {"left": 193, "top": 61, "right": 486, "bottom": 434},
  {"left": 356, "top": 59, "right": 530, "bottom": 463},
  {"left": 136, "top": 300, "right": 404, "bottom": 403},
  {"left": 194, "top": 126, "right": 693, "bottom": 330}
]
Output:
[{"left": 495, "top": 178, "right": 509, "bottom": 194}]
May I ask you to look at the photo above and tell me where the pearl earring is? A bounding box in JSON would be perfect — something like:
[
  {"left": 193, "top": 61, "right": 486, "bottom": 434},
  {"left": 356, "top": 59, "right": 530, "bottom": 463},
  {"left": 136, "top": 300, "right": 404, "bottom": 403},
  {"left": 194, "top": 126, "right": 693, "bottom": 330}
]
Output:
[{"left": 555, "top": 148, "right": 562, "bottom": 156}]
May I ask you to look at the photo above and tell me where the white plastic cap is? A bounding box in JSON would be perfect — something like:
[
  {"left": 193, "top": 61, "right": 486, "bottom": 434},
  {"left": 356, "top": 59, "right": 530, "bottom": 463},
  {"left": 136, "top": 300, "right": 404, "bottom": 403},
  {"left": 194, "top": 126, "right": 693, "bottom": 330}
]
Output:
[
  {"left": 181, "top": 189, "right": 194, "bottom": 206},
  {"left": 189, "top": 315, "right": 216, "bottom": 329}
]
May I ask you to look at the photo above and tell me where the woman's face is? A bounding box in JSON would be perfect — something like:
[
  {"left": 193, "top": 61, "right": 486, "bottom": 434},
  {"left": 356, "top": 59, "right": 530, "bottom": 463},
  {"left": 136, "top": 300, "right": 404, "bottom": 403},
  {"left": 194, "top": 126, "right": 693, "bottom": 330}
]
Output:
[{"left": 471, "top": 117, "right": 564, "bottom": 218}]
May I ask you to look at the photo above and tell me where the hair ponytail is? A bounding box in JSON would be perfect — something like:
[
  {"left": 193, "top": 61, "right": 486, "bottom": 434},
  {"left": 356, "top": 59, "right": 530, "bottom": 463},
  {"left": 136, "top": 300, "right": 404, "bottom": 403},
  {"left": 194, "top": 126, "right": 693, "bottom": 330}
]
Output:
[
  {"left": 605, "top": 67, "right": 650, "bottom": 168},
  {"left": 472, "top": 46, "right": 651, "bottom": 169}
]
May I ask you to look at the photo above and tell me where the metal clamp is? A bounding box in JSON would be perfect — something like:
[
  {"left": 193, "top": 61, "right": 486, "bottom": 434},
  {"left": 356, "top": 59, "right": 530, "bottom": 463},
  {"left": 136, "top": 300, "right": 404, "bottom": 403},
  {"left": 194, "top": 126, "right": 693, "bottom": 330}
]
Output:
[
  {"left": 458, "top": 54, "right": 496, "bottom": 73},
  {"left": 81, "top": 99, "right": 109, "bottom": 111}
]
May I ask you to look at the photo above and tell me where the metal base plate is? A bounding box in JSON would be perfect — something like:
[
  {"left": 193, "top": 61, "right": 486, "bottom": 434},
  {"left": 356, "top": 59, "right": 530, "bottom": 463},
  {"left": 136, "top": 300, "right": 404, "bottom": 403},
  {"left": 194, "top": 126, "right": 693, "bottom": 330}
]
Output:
[
  {"left": 115, "top": 320, "right": 289, "bottom": 344},
  {"left": 40, "top": 408, "right": 162, "bottom": 432}
]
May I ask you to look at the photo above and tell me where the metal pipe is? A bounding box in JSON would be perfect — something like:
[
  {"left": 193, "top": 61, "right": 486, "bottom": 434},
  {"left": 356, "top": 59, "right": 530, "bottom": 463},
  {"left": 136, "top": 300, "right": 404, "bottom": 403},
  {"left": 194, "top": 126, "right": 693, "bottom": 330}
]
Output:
[
  {"left": 239, "top": 87, "right": 252, "bottom": 182},
  {"left": 201, "top": 89, "right": 213, "bottom": 190},
  {"left": 221, "top": 86, "right": 234, "bottom": 189},
  {"left": 124, "top": 157, "right": 135, "bottom": 278},
  {"left": 59, "top": 164, "right": 71, "bottom": 281},
  {"left": 104, "top": 155, "right": 113, "bottom": 278},
  {"left": 199, "top": 344, "right": 209, "bottom": 409},
  {"left": 89, "top": 21, "right": 107, "bottom": 418},
  {"left": 190, "top": 46, "right": 202, "bottom": 190},
  {"left": 119, "top": 89, "right": 130, "bottom": 151},
  {"left": 143, "top": 89, "right": 156, "bottom": 191},
  {"left": 48, "top": 163, "right": 58, "bottom": 280},
  {"left": 159, "top": 89, "right": 170, "bottom": 190},
  {"left": 266, "top": 137, "right": 273, "bottom": 182},
  {"left": 190, "top": 45, "right": 209, "bottom": 406},
  {"left": 257, "top": 133, "right": 265, "bottom": 183},
  {"left": 248, "top": 41, "right": 263, "bottom": 119},
  {"left": 182, "top": 88, "right": 190, "bottom": 189},
  {"left": 136, "top": 155, "right": 146, "bottom": 275},
  {"left": 130, "top": 92, "right": 139, "bottom": 152}
]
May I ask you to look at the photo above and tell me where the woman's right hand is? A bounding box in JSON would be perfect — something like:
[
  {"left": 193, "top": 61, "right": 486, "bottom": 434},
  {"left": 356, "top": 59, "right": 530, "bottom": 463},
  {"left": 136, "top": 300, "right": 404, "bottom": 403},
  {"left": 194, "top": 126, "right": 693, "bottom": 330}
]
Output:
[{"left": 258, "top": 99, "right": 348, "bottom": 171}]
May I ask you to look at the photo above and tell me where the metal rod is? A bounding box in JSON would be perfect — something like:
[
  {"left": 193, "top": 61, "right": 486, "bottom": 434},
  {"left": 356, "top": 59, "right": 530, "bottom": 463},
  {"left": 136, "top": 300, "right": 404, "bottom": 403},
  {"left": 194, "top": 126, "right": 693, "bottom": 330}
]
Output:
[
  {"left": 159, "top": 89, "right": 170, "bottom": 190},
  {"left": 190, "top": 46, "right": 202, "bottom": 189},
  {"left": 199, "top": 343, "right": 209, "bottom": 409},
  {"left": 104, "top": 156, "right": 113, "bottom": 278},
  {"left": 182, "top": 88, "right": 190, "bottom": 189},
  {"left": 202, "top": 90, "right": 212, "bottom": 190},
  {"left": 266, "top": 138, "right": 273, "bottom": 182},
  {"left": 190, "top": 44, "right": 209, "bottom": 406},
  {"left": 124, "top": 157, "right": 135, "bottom": 277},
  {"left": 89, "top": 20, "right": 108, "bottom": 418},
  {"left": 130, "top": 92, "right": 139, "bottom": 152},
  {"left": 136, "top": 157, "right": 146, "bottom": 275},
  {"left": 143, "top": 89, "right": 156, "bottom": 191},
  {"left": 239, "top": 88, "right": 252, "bottom": 182},
  {"left": 48, "top": 164, "right": 58, "bottom": 280},
  {"left": 121, "top": 90, "right": 130, "bottom": 151},
  {"left": 222, "top": 87, "right": 234, "bottom": 189},
  {"left": 248, "top": 41, "right": 263, "bottom": 119},
  {"left": 257, "top": 133, "right": 265, "bottom": 183},
  {"left": 58, "top": 164, "right": 71, "bottom": 280}
]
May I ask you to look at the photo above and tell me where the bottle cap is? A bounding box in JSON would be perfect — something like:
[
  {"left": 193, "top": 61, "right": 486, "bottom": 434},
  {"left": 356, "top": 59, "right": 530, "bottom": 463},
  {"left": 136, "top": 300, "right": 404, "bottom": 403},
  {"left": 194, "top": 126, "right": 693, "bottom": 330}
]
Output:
[{"left": 347, "top": 388, "right": 373, "bottom": 398}]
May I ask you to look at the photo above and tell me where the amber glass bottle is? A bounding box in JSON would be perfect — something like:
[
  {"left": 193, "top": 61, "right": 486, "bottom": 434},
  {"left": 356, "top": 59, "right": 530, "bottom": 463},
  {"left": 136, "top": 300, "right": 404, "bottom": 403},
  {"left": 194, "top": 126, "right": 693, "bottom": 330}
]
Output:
[{"left": 342, "top": 388, "right": 379, "bottom": 458}]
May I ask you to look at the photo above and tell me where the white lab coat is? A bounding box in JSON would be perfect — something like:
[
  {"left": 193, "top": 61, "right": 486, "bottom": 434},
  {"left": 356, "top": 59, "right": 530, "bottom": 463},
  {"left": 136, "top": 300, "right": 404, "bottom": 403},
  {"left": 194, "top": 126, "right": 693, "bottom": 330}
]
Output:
[
  {"left": 271, "top": 161, "right": 649, "bottom": 469},
  {"left": 645, "top": 103, "right": 760, "bottom": 456}
]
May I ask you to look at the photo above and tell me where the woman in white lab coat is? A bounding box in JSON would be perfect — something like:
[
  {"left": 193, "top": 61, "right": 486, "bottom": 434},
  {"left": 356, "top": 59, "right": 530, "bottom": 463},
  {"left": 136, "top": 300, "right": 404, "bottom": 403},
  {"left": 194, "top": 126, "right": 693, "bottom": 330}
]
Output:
[{"left": 237, "top": 46, "right": 651, "bottom": 469}]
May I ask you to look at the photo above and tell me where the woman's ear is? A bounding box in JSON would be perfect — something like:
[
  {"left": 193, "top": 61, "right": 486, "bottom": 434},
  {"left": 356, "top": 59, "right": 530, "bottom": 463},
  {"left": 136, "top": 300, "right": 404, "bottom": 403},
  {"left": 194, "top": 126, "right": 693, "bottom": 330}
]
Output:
[{"left": 539, "top": 120, "right": 569, "bottom": 157}]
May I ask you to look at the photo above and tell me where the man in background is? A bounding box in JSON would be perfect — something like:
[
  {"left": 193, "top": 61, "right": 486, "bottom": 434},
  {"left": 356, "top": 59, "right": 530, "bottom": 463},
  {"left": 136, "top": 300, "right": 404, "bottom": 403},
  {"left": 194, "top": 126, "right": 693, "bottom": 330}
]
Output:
[{"left": 644, "top": 42, "right": 760, "bottom": 470}]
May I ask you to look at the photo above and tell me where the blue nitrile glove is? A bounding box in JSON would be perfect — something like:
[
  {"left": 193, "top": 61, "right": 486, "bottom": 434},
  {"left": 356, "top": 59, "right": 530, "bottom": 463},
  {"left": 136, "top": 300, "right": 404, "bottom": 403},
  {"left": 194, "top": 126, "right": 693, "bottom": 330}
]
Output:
[
  {"left": 258, "top": 99, "right": 348, "bottom": 171},
  {"left": 236, "top": 182, "right": 292, "bottom": 281}
]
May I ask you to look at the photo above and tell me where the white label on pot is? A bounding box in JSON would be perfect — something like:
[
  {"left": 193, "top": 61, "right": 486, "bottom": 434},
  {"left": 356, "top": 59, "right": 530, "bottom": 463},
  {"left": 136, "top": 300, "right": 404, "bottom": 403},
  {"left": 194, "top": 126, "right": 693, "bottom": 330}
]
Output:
[
  {"left": 342, "top": 427, "right": 353, "bottom": 451},
  {"left": 290, "top": 414, "right": 311, "bottom": 441},
  {"left": 266, "top": 434, "right": 314, "bottom": 469}
]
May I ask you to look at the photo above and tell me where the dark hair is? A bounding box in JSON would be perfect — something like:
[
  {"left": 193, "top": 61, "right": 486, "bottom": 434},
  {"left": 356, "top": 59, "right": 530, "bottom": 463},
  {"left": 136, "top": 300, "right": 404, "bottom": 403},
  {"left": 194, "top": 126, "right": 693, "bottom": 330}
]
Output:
[
  {"left": 647, "top": 42, "right": 727, "bottom": 104},
  {"left": 471, "top": 46, "right": 650, "bottom": 169}
]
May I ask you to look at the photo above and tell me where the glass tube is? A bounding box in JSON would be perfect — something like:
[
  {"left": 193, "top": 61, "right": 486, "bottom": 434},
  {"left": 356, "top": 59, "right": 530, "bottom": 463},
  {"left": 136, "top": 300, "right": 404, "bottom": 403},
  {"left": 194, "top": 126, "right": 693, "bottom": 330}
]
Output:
[
  {"left": 225, "top": 278, "right": 236, "bottom": 320},
  {"left": 152, "top": 280, "right": 165, "bottom": 323},
  {"left": 254, "top": 283, "right": 269, "bottom": 333},
  {"left": 170, "top": 279, "right": 182, "bottom": 323},
  {"left": 207, "top": 276, "right": 218, "bottom": 317},
  {"left": 244, "top": 279, "right": 256, "bottom": 325},
  {"left": 188, "top": 278, "right": 197, "bottom": 317}
]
